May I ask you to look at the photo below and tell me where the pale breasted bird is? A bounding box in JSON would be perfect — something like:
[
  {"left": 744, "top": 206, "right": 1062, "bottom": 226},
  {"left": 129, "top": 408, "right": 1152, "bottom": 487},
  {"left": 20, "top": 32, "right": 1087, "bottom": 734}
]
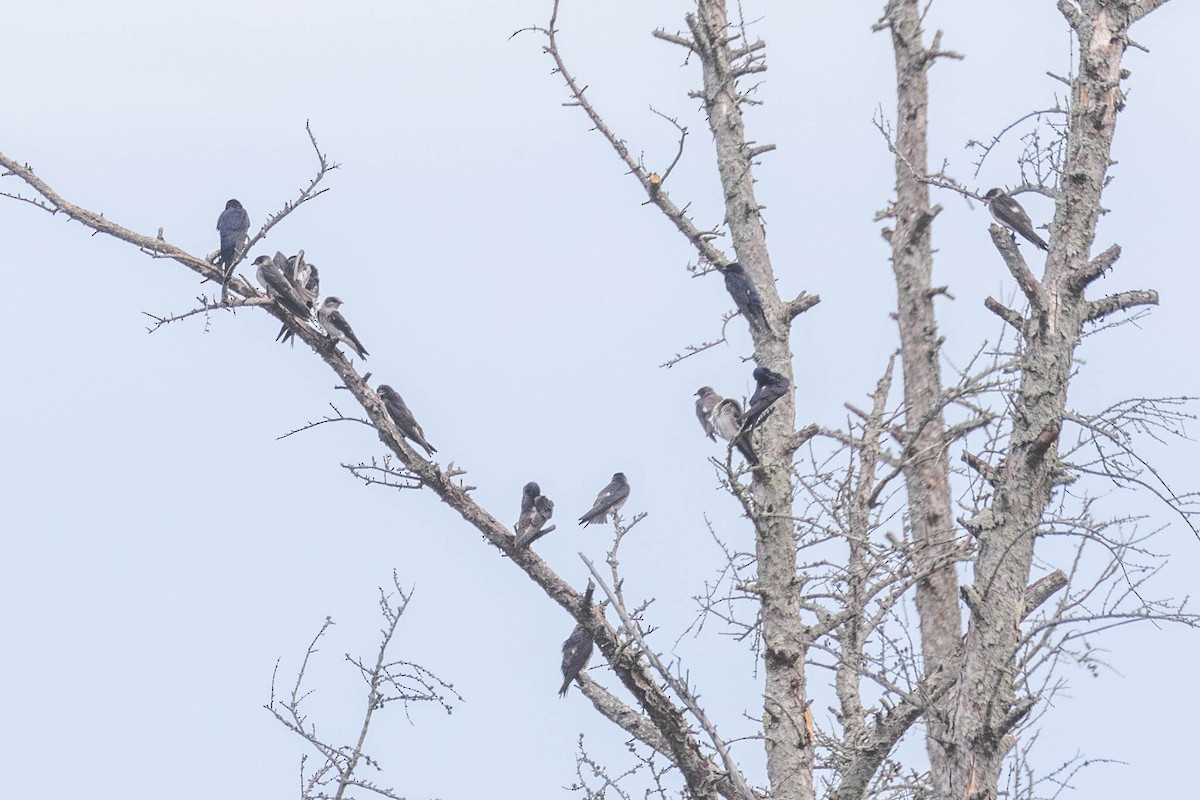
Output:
[
  {"left": 578, "top": 472, "right": 630, "bottom": 527},
  {"left": 317, "top": 297, "right": 369, "bottom": 360},
  {"left": 983, "top": 188, "right": 1048, "bottom": 250}
]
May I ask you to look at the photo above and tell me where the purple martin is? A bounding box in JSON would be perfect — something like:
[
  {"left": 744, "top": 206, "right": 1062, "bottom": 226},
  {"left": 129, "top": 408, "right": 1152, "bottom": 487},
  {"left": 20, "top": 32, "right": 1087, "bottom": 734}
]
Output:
[
  {"left": 515, "top": 481, "right": 556, "bottom": 548},
  {"left": 559, "top": 582, "right": 595, "bottom": 697},
  {"left": 712, "top": 397, "right": 744, "bottom": 442},
  {"left": 377, "top": 384, "right": 437, "bottom": 457},
  {"left": 742, "top": 366, "right": 789, "bottom": 430},
  {"left": 720, "top": 262, "right": 767, "bottom": 330},
  {"left": 254, "top": 254, "right": 313, "bottom": 319},
  {"left": 216, "top": 199, "right": 250, "bottom": 276},
  {"left": 983, "top": 188, "right": 1048, "bottom": 251},
  {"left": 317, "top": 297, "right": 369, "bottom": 360},
  {"left": 277, "top": 253, "right": 321, "bottom": 344},
  {"left": 695, "top": 387, "right": 721, "bottom": 440},
  {"left": 578, "top": 472, "right": 630, "bottom": 527},
  {"left": 697, "top": 387, "right": 757, "bottom": 464}
]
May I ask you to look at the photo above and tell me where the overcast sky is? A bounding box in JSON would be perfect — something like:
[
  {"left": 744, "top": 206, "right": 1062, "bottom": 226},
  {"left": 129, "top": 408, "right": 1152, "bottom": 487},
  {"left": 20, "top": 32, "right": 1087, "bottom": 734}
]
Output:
[{"left": 2, "top": 2, "right": 1197, "bottom": 798}]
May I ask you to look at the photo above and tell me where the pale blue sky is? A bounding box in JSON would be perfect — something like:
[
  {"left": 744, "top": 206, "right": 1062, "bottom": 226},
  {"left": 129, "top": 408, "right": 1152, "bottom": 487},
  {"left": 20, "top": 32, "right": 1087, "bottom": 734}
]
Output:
[{"left": 2, "top": 2, "right": 1197, "bottom": 798}]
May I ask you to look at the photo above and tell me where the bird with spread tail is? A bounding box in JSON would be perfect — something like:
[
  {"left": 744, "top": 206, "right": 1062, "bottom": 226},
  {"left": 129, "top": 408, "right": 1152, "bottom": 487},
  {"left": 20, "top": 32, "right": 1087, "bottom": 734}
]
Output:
[
  {"left": 377, "top": 384, "right": 437, "bottom": 457},
  {"left": 578, "top": 473, "right": 630, "bottom": 527},
  {"left": 983, "top": 188, "right": 1048, "bottom": 250}
]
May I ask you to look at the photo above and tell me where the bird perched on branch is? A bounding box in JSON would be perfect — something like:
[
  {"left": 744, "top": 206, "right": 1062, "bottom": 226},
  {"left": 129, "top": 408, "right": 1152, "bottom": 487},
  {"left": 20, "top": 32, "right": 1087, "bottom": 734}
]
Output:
[
  {"left": 515, "top": 481, "right": 555, "bottom": 548},
  {"left": 317, "top": 297, "right": 369, "bottom": 360},
  {"left": 983, "top": 188, "right": 1048, "bottom": 250},
  {"left": 742, "top": 367, "right": 789, "bottom": 430},
  {"left": 559, "top": 582, "right": 595, "bottom": 697},
  {"left": 377, "top": 384, "right": 437, "bottom": 457},
  {"left": 216, "top": 199, "right": 250, "bottom": 277},
  {"left": 578, "top": 473, "right": 630, "bottom": 527},
  {"left": 277, "top": 252, "right": 321, "bottom": 345},
  {"left": 254, "top": 253, "right": 313, "bottom": 319},
  {"left": 696, "top": 387, "right": 757, "bottom": 464},
  {"left": 720, "top": 262, "right": 767, "bottom": 329},
  {"left": 695, "top": 386, "right": 722, "bottom": 440}
]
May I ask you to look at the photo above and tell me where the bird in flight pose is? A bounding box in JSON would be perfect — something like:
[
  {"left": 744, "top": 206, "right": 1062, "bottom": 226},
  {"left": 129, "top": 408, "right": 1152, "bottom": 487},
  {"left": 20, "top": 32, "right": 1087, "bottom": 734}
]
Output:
[{"left": 983, "top": 188, "right": 1048, "bottom": 250}]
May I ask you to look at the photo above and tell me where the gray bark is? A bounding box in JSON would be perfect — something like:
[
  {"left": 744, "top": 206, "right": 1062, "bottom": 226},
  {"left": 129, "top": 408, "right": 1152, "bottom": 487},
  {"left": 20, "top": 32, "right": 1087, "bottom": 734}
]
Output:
[
  {"left": 689, "top": 2, "right": 813, "bottom": 798},
  {"left": 948, "top": 3, "right": 1165, "bottom": 797},
  {"left": 877, "top": 2, "right": 963, "bottom": 794}
]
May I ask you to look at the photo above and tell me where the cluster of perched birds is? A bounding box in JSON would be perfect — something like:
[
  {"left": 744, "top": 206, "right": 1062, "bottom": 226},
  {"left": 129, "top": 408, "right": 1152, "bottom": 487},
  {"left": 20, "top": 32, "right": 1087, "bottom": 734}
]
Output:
[
  {"left": 217, "top": 185, "right": 1048, "bottom": 699},
  {"left": 216, "top": 199, "right": 437, "bottom": 458}
]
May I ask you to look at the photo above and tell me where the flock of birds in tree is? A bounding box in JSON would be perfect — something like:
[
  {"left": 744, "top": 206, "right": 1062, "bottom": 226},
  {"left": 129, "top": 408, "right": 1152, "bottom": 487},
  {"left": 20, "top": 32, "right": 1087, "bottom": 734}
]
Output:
[{"left": 215, "top": 185, "right": 1049, "bottom": 697}]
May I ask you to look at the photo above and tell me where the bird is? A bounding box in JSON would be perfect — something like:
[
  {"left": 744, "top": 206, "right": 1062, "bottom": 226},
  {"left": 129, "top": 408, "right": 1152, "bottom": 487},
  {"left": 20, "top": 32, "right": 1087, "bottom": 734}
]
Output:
[
  {"left": 277, "top": 253, "right": 321, "bottom": 345},
  {"left": 578, "top": 473, "right": 630, "bottom": 527},
  {"left": 695, "top": 387, "right": 721, "bottom": 440},
  {"left": 720, "top": 262, "right": 767, "bottom": 329},
  {"left": 216, "top": 199, "right": 250, "bottom": 277},
  {"left": 317, "top": 297, "right": 369, "bottom": 360},
  {"left": 515, "top": 481, "right": 556, "bottom": 548},
  {"left": 559, "top": 582, "right": 595, "bottom": 697},
  {"left": 254, "top": 254, "right": 313, "bottom": 319},
  {"left": 697, "top": 387, "right": 757, "bottom": 464},
  {"left": 742, "top": 367, "right": 789, "bottom": 430},
  {"left": 983, "top": 188, "right": 1048, "bottom": 250},
  {"left": 377, "top": 384, "right": 437, "bottom": 457},
  {"left": 712, "top": 396, "right": 744, "bottom": 442}
]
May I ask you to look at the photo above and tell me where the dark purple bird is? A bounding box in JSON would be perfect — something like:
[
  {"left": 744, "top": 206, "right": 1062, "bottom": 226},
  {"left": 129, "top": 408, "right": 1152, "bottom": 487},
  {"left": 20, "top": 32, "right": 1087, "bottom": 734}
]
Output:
[
  {"left": 742, "top": 367, "right": 789, "bottom": 430},
  {"left": 720, "top": 262, "right": 767, "bottom": 330},
  {"left": 216, "top": 199, "right": 250, "bottom": 276}
]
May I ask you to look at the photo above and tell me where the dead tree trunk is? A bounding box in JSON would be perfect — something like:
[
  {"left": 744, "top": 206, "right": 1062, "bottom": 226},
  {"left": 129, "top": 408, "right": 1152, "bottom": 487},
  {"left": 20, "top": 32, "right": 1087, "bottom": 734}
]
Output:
[
  {"left": 689, "top": 2, "right": 813, "bottom": 797},
  {"left": 950, "top": 2, "right": 1165, "bottom": 797},
  {"left": 876, "top": 2, "right": 964, "bottom": 793}
]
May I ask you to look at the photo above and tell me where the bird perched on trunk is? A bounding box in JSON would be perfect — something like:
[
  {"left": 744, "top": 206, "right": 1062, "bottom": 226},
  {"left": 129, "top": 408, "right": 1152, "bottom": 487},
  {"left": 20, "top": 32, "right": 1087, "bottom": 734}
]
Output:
[
  {"left": 254, "top": 253, "right": 313, "bottom": 320},
  {"left": 559, "top": 582, "right": 595, "bottom": 697},
  {"left": 216, "top": 199, "right": 250, "bottom": 278},
  {"left": 317, "top": 297, "right": 369, "bottom": 360},
  {"left": 277, "top": 252, "right": 321, "bottom": 345},
  {"left": 515, "top": 481, "right": 555, "bottom": 547},
  {"left": 377, "top": 384, "right": 437, "bottom": 457},
  {"left": 742, "top": 367, "right": 790, "bottom": 430},
  {"left": 578, "top": 473, "right": 630, "bottom": 527},
  {"left": 983, "top": 188, "right": 1048, "bottom": 250},
  {"left": 720, "top": 262, "right": 767, "bottom": 330}
]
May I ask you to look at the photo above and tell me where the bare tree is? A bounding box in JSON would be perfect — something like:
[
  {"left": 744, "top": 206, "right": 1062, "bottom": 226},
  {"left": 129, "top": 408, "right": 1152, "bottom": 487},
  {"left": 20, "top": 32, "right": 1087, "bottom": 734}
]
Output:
[{"left": 1, "top": 1, "right": 1195, "bottom": 800}]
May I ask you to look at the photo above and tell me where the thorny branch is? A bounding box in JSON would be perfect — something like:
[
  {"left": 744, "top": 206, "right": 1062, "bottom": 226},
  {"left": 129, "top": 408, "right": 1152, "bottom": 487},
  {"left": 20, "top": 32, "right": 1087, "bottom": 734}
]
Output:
[{"left": 265, "top": 575, "right": 460, "bottom": 800}]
